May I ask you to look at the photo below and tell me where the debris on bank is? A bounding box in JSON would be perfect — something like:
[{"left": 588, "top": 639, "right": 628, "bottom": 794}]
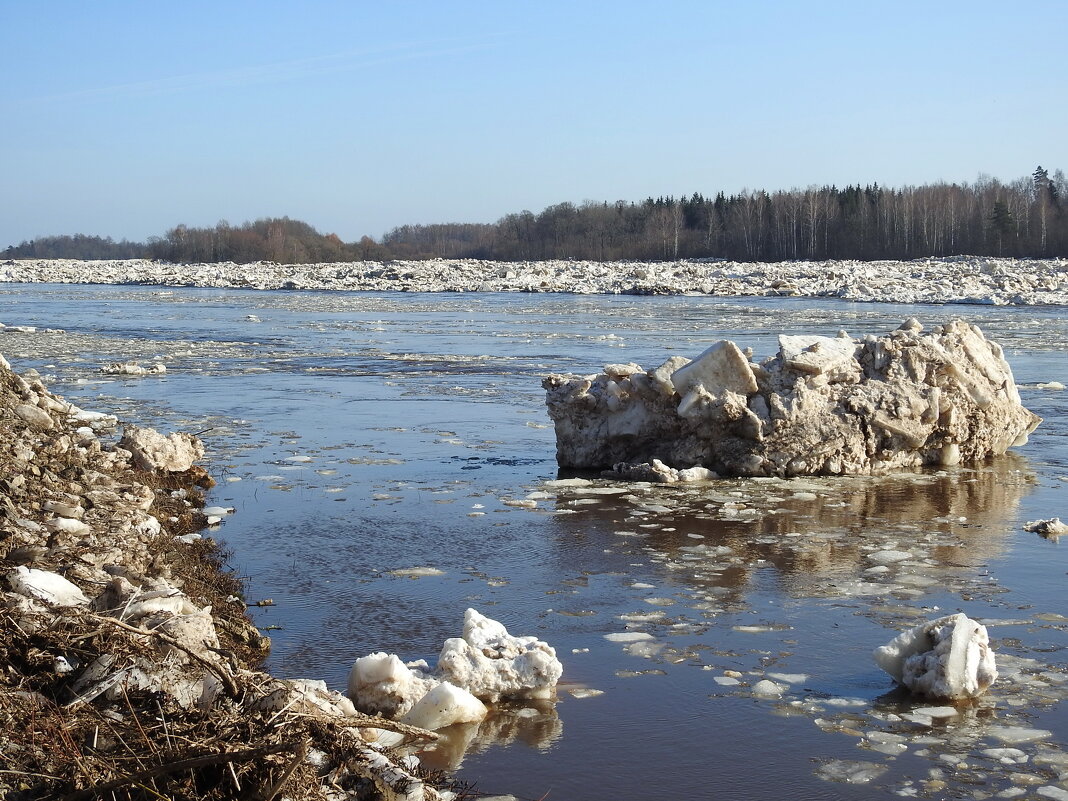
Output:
[
  {"left": 544, "top": 319, "right": 1041, "bottom": 477},
  {"left": 0, "top": 352, "right": 465, "bottom": 800}
]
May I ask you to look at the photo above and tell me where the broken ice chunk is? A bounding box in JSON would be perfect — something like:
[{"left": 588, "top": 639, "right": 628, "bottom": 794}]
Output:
[
  {"left": 873, "top": 612, "right": 997, "bottom": 700},
  {"left": 778, "top": 334, "right": 858, "bottom": 377},
  {"left": 670, "top": 340, "right": 758, "bottom": 398},
  {"left": 400, "top": 681, "right": 487, "bottom": 730},
  {"left": 8, "top": 566, "right": 89, "bottom": 607}
]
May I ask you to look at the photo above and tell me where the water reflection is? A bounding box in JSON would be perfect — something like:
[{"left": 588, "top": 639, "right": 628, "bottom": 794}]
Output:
[
  {"left": 416, "top": 701, "right": 563, "bottom": 772},
  {"left": 545, "top": 455, "right": 1035, "bottom": 607}
]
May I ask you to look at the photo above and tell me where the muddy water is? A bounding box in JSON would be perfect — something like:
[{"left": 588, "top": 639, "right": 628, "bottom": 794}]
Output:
[{"left": 4, "top": 284, "right": 1068, "bottom": 800}]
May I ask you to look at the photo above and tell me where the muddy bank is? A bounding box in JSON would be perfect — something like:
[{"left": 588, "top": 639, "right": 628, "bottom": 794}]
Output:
[
  {"left": 0, "top": 354, "right": 464, "bottom": 800},
  {"left": 2, "top": 256, "right": 1067, "bottom": 305}
]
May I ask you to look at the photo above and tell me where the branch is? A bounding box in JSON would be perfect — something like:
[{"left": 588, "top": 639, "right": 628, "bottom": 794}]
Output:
[
  {"left": 56, "top": 740, "right": 302, "bottom": 801},
  {"left": 82, "top": 612, "right": 240, "bottom": 698}
]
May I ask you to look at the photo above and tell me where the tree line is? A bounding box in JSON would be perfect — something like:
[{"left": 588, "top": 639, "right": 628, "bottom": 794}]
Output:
[{"left": 5, "top": 168, "right": 1066, "bottom": 263}]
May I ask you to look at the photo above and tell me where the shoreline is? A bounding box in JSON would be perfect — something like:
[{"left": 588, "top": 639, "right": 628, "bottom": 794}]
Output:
[
  {"left": 0, "top": 356, "right": 457, "bottom": 800},
  {"left": 2, "top": 256, "right": 1067, "bottom": 306}
]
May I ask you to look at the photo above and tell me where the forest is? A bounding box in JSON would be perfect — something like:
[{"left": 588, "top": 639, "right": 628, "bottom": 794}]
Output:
[{"left": 5, "top": 168, "right": 1066, "bottom": 263}]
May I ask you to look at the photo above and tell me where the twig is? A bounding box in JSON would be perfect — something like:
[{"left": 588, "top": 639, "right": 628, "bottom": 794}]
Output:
[
  {"left": 83, "top": 612, "right": 240, "bottom": 697},
  {"left": 260, "top": 740, "right": 308, "bottom": 801},
  {"left": 155, "top": 700, "right": 172, "bottom": 752},
  {"left": 0, "top": 769, "right": 63, "bottom": 781},
  {"left": 227, "top": 761, "right": 241, "bottom": 792},
  {"left": 122, "top": 684, "right": 156, "bottom": 753},
  {"left": 349, "top": 711, "right": 439, "bottom": 741},
  {"left": 56, "top": 740, "right": 301, "bottom": 801}
]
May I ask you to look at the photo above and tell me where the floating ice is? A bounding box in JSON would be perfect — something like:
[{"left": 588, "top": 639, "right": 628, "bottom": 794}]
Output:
[
  {"left": 873, "top": 613, "right": 997, "bottom": 699},
  {"left": 201, "top": 506, "right": 234, "bottom": 516},
  {"left": 815, "top": 759, "right": 887, "bottom": 784},
  {"left": 400, "top": 681, "right": 487, "bottom": 730},
  {"left": 1023, "top": 518, "right": 1068, "bottom": 538},
  {"left": 751, "top": 679, "right": 784, "bottom": 696},
  {"left": 348, "top": 609, "right": 562, "bottom": 729},
  {"left": 605, "top": 632, "right": 654, "bottom": 642},
  {"left": 986, "top": 726, "right": 1053, "bottom": 744},
  {"left": 347, "top": 652, "right": 437, "bottom": 718},
  {"left": 389, "top": 566, "right": 445, "bottom": 578},
  {"left": 438, "top": 609, "right": 563, "bottom": 702},
  {"left": 544, "top": 320, "right": 1041, "bottom": 477}
]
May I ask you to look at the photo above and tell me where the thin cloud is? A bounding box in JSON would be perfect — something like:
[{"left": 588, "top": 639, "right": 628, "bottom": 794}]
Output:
[{"left": 22, "top": 34, "right": 508, "bottom": 106}]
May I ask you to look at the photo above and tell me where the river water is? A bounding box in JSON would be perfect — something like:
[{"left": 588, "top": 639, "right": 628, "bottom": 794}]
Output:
[{"left": 3, "top": 284, "right": 1068, "bottom": 800}]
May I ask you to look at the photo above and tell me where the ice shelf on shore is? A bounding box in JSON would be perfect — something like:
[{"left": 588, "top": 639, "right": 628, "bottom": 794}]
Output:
[
  {"left": 873, "top": 613, "right": 998, "bottom": 700},
  {"left": 543, "top": 319, "right": 1041, "bottom": 477},
  {"left": 1, "top": 256, "right": 1066, "bottom": 305},
  {"left": 348, "top": 608, "right": 562, "bottom": 730}
]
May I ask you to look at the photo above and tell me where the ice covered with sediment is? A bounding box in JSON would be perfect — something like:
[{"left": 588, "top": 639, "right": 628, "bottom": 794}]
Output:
[
  {"left": 2, "top": 256, "right": 1066, "bottom": 305},
  {"left": 118, "top": 425, "right": 206, "bottom": 472},
  {"left": 347, "top": 608, "right": 562, "bottom": 729},
  {"left": 347, "top": 652, "right": 438, "bottom": 718},
  {"left": 873, "top": 613, "right": 997, "bottom": 700},
  {"left": 543, "top": 319, "right": 1042, "bottom": 477}
]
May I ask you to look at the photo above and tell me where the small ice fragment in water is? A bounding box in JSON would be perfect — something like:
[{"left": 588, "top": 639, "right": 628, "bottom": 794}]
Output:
[
  {"left": 815, "top": 759, "right": 887, "bottom": 784},
  {"left": 868, "top": 549, "right": 912, "bottom": 564},
  {"left": 751, "top": 679, "right": 784, "bottom": 696},
  {"left": 619, "top": 612, "right": 665, "bottom": 622},
  {"left": 1023, "top": 518, "right": 1068, "bottom": 538},
  {"left": 604, "top": 632, "right": 654, "bottom": 642},
  {"left": 986, "top": 726, "right": 1053, "bottom": 744},
  {"left": 543, "top": 478, "right": 593, "bottom": 487},
  {"left": 766, "top": 672, "right": 806, "bottom": 684},
  {"left": 568, "top": 688, "right": 604, "bottom": 699},
  {"left": 910, "top": 706, "right": 958, "bottom": 718},
  {"left": 389, "top": 567, "right": 445, "bottom": 578}
]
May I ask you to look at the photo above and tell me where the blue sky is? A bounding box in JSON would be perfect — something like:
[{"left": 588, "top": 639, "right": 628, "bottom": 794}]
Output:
[{"left": 2, "top": 1, "right": 1065, "bottom": 246}]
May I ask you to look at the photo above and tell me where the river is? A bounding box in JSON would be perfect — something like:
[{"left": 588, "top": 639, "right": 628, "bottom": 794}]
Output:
[{"left": 3, "top": 283, "right": 1067, "bottom": 800}]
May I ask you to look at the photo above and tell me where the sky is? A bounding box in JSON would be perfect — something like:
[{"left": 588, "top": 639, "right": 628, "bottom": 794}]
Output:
[{"left": 2, "top": 1, "right": 1065, "bottom": 247}]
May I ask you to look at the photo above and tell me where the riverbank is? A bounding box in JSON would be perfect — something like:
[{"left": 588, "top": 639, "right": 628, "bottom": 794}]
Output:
[
  {"left": 0, "top": 354, "right": 457, "bottom": 800},
  {"left": 3, "top": 256, "right": 1067, "bottom": 305}
]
